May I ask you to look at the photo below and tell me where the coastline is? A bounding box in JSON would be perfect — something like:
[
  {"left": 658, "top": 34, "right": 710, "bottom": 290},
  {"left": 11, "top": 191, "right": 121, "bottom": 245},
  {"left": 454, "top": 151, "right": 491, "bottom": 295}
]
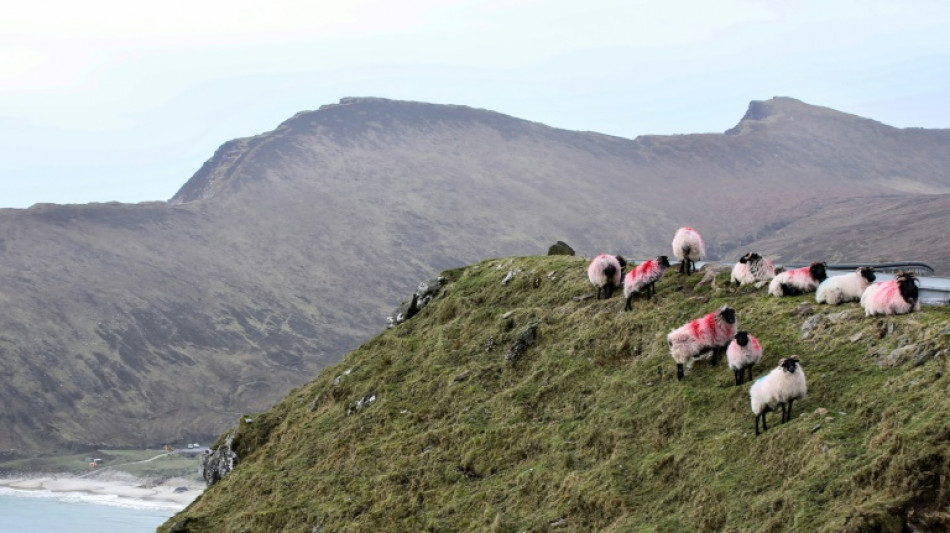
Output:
[{"left": 0, "top": 471, "right": 204, "bottom": 510}]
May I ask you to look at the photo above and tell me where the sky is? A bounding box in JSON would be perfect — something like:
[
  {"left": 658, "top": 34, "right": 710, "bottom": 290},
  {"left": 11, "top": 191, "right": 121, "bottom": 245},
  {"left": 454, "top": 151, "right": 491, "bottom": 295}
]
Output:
[{"left": 2, "top": 0, "right": 949, "bottom": 208}]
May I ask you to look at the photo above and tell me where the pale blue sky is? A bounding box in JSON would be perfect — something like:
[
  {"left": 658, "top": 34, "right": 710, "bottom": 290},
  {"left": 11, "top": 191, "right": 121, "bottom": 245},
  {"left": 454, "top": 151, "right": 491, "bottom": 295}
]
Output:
[{"left": 2, "top": 0, "right": 948, "bottom": 208}]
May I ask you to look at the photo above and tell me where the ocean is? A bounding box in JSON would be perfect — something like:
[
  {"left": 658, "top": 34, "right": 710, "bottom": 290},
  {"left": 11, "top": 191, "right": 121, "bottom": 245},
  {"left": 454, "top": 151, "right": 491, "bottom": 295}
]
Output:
[{"left": 0, "top": 487, "right": 179, "bottom": 533}]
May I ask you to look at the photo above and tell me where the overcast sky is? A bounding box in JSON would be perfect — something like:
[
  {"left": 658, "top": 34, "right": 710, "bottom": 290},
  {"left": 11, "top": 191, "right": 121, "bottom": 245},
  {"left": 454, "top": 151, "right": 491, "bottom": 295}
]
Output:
[{"left": 2, "top": 0, "right": 948, "bottom": 208}]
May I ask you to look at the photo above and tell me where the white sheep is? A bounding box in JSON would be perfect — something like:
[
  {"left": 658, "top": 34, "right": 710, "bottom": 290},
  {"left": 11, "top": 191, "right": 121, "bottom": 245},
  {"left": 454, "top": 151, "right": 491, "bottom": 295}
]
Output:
[
  {"left": 667, "top": 305, "right": 737, "bottom": 381},
  {"left": 749, "top": 356, "right": 807, "bottom": 436},
  {"left": 768, "top": 262, "right": 828, "bottom": 297},
  {"left": 861, "top": 271, "right": 921, "bottom": 316},
  {"left": 587, "top": 254, "right": 627, "bottom": 299},
  {"left": 815, "top": 266, "right": 876, "bottom": 305},
  {"left": 726, "top": 331, "right": 763, "bottom": 386},
  {"left": 671, "top": 227, "right": 705, "bottom": 275},
  {"left": 730, "top": 252, "right": 775, "bottom": 286},
  {"left": 623, "top": 255, "right": 670, "bottom": 310}
]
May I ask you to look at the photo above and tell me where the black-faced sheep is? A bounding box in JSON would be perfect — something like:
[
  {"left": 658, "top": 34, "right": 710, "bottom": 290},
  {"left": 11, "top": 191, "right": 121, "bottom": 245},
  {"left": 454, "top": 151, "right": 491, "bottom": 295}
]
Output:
[
  {"left": 730, "top": 252, "right": 775, "bottom": 286},
  {"left": 667, "top": 305, "right": 737, "bottom": 381},
  {"left": 623, "top": 255, "right": 670, "bottom": 310},
  {"left": 587, "top": 254, "right": 627, "bottom": 299},
  {"left": 749, "top": 356, "right": 807, "bottom": 436},
  {"left": 671, "top": 227, "right": 705, "bottom": 275},
  {"left": 815, "top": 266, "right": 876, "bottom": 305},
  {"left": 861, "top": 271, "right": 920, "bottom": 316},
  {"left": 726, "top": 331, "right": 763, "bottom": 386},
  {"left": 768, "top": 261, "right": 828, "bottom": 297}
]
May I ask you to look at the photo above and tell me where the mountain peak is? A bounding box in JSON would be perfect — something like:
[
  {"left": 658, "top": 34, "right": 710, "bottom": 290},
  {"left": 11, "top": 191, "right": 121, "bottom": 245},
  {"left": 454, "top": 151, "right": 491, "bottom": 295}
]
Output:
[{"left": 725, "top": 96, "right": 886, "bottom": 136}]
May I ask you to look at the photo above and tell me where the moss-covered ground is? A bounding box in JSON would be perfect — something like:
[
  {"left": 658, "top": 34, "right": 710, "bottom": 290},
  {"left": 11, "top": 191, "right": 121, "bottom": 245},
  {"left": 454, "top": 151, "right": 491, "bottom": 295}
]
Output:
[{"left": 162, "top": 256, "right": 950, "bottom": 532}]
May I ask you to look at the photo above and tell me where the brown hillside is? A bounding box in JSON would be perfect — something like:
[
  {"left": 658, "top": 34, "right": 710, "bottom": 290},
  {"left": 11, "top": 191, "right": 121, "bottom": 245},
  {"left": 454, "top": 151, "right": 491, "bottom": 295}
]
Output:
[{"left": 1, "top": 96, "right": 948, "bottom": 455}]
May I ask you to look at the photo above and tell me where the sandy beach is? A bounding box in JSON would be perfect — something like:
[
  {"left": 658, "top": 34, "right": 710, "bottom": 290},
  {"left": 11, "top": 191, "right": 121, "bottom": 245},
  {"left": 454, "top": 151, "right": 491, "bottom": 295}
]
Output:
[{"left": 0, "top": 471, "right": 204, "bottom": 509}]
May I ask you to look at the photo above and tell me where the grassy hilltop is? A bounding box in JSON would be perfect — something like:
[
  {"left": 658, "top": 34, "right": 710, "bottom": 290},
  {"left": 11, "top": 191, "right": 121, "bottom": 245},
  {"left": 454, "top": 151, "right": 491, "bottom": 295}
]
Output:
[{"left": 162, "top": 255, "right": 950, "bottom": 532}]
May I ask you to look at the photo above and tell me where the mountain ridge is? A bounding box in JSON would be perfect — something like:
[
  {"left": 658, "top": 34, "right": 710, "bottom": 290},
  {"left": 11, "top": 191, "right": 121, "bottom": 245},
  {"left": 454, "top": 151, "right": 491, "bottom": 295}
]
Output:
[{"left": 2, "top": 95, "right": 949, "bottom": 456}]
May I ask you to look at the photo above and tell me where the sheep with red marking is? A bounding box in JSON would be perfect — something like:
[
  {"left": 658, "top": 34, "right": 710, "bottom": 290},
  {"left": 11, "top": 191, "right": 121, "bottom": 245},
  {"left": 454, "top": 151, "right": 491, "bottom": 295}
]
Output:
[
  {"left": 726, "top": 331, "right": 763, "bottom": 386},
  {"left": 623, "top": 255, "right": 670, "bottom": 310},
  {"left": 815, "top": 266, "right": 876, "bottom": 305},
  {"left": 730, "top": 252, "right": 775, "bottom": 286},
  {"left": 667, "top": 305, "right": 737, "bottom": 381},
  {"left": 861, "top": 271, "right": 920, "bottom": 316},
  {"left": 768, "top": 261, "right": 828, "bottom": 297},
  {"left": 587, "top": 254, "right": 627, "bottom": 299},
  {"left": 671, "top": 227, "right": 705, "bottom": 275},
  {"left": 750, "top": 356, "right": 807, "bottom": 435}
]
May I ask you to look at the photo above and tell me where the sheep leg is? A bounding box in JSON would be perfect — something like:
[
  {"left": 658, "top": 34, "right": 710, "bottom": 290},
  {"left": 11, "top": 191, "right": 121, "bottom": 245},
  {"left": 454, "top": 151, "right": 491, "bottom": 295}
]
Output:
[
  {"left": 746, "top": 366, "right": 754, "bottom": 383},
  {"left": 679, "top": 261, "right": 686, "bottom": 274},
  {"left": 734, "top": 370, "right": 742, "bottom": 386},
  {"left": 624, "top": 294, "right": 634, "bottom": 311},
  {"left": 784, "top": 399, "right": 794, "bottom": 423},
  {"left": 676, "top": 363, "right": 685, "bottom": 381},
  {"left": 710, "top": 347, "right": 720, "bottom": 366}
]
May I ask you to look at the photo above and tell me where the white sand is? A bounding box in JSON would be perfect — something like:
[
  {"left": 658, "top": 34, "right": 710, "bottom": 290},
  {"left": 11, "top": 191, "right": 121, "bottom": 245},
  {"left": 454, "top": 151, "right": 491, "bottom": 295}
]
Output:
[{"left": 0, "top": 471, "right": 204, "bottom": 509}]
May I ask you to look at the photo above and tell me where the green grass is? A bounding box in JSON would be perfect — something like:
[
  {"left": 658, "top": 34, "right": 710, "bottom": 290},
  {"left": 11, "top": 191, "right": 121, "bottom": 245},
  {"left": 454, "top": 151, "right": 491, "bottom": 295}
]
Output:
[
  {"left": 161, "top": 256, "right": 950, "bottom": 532},
  {"left": 0, "top": 448, "right": 202, "bottom": 481}
]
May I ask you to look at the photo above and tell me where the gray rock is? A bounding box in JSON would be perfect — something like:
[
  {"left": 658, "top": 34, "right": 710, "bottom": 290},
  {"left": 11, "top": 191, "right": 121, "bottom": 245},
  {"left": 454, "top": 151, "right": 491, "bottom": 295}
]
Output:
[
  {"left": 386, "top": 276, "right": 446, "bottom": 327},
  {"left": 505, "top": 321, "right": 540, "bottom": 366},
  {"left": 200, "top": 432, "right": 239, "bottom": 486},
  {"left": 793, "top": 303, "right": 815, "bottom": 316},
  {"left": 914, "top": 348, "right": 938, "bottom": 367},
  {"left": 346, "top": 392, "right": 377, "bottom": 416},
  {"left": 826, "top": 311, "right": 852, "bottom": 324},
  {"left": 887, "top": 345, "right": 918, "bottom": 367},
  {"left": 801, "top": 314, "right": 824, "bottom": 339},
  {"left": 547, "top": 241, "right": 575, "bottom": 256}
]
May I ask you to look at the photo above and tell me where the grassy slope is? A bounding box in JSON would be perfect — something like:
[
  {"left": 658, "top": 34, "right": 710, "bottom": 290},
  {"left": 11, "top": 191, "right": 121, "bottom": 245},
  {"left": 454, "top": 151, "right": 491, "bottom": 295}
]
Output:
[{"left": 162, "top": 256, "right": 950, "bottom": 532}]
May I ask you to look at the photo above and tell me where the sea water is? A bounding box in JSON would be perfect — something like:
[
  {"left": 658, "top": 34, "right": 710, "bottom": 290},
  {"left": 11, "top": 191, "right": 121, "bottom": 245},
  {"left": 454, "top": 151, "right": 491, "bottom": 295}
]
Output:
[{"left": 0, "top": 487, "right": 179, "bottom": 533}]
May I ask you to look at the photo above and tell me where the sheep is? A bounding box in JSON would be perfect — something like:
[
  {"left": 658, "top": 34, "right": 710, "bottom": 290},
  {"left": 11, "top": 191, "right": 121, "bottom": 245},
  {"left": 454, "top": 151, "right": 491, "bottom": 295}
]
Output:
[
  {"left": 861, "top": 271, "right": 921, "bottom": 316},
  {"left": 726, "top": 331, "right": 763, "bottom": 386},
  {"left": 815, "top": 266, "right": 876, "bottom": 305},
  {"left": 768, "top": 261, "right": 828, "bottom": 297},
  {"left": 667, "top": 305, "right": 737, "bottom": 381},
  {"left": 671, "top": 227, "right": 705, "bottom": 275},
  {"left": 749, "top": 356, "right": 807, "bottom": 436},
  {"left": 730, "top": 252, "right": 776, "bottom": 286},
  {"left": 623, "top": 255, "right": 670, "bottom": 310},
  {"left": 587, "top": 254, "right": 627, "bottom": 299}
]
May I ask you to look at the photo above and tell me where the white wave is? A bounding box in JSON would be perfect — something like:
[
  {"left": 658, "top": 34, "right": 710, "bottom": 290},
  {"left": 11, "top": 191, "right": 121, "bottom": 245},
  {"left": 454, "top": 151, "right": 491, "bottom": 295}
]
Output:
[{"left": 0, "top": 486, "right": 184, "bottom": 511}]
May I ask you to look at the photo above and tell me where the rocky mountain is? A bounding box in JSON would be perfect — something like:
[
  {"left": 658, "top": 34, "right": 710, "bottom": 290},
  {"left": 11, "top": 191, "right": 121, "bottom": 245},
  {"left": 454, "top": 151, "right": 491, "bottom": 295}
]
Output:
[
  {"left": 2, "top": 96, "right": 949, "bottom": 456},
  {"left": 161, "top": 256, "right": 950, "bottom": 532}
]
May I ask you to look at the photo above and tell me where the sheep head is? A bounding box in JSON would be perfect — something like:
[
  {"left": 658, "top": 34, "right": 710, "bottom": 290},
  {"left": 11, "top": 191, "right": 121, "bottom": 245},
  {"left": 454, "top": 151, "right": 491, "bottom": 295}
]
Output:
[
  {"left": 719, "top": 306, "right": 737, "bottom": 325},
  {"left": 858, "top": 266, "right": 876, "bottom": 284},
  {"left": 896, "top": 271, "right": 920, "bottom": 305},
  {"left": 809, "top": 262, "right": 828, "bottom": 283},
  {"left": 735, "top": 330, "right": 750, "bottom": 347},
  {"left": 780, "top": 356, "right": 800, "bottom": 374}
]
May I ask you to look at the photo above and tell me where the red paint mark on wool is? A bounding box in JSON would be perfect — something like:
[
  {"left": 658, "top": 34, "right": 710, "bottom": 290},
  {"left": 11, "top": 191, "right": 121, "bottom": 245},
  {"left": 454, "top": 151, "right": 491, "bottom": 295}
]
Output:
[
  {"left": 688, "top": 321, "right": 703, "bottom": 338},
  {"left": 788, "top": 266, "right": 810, "bottom": 282}
]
